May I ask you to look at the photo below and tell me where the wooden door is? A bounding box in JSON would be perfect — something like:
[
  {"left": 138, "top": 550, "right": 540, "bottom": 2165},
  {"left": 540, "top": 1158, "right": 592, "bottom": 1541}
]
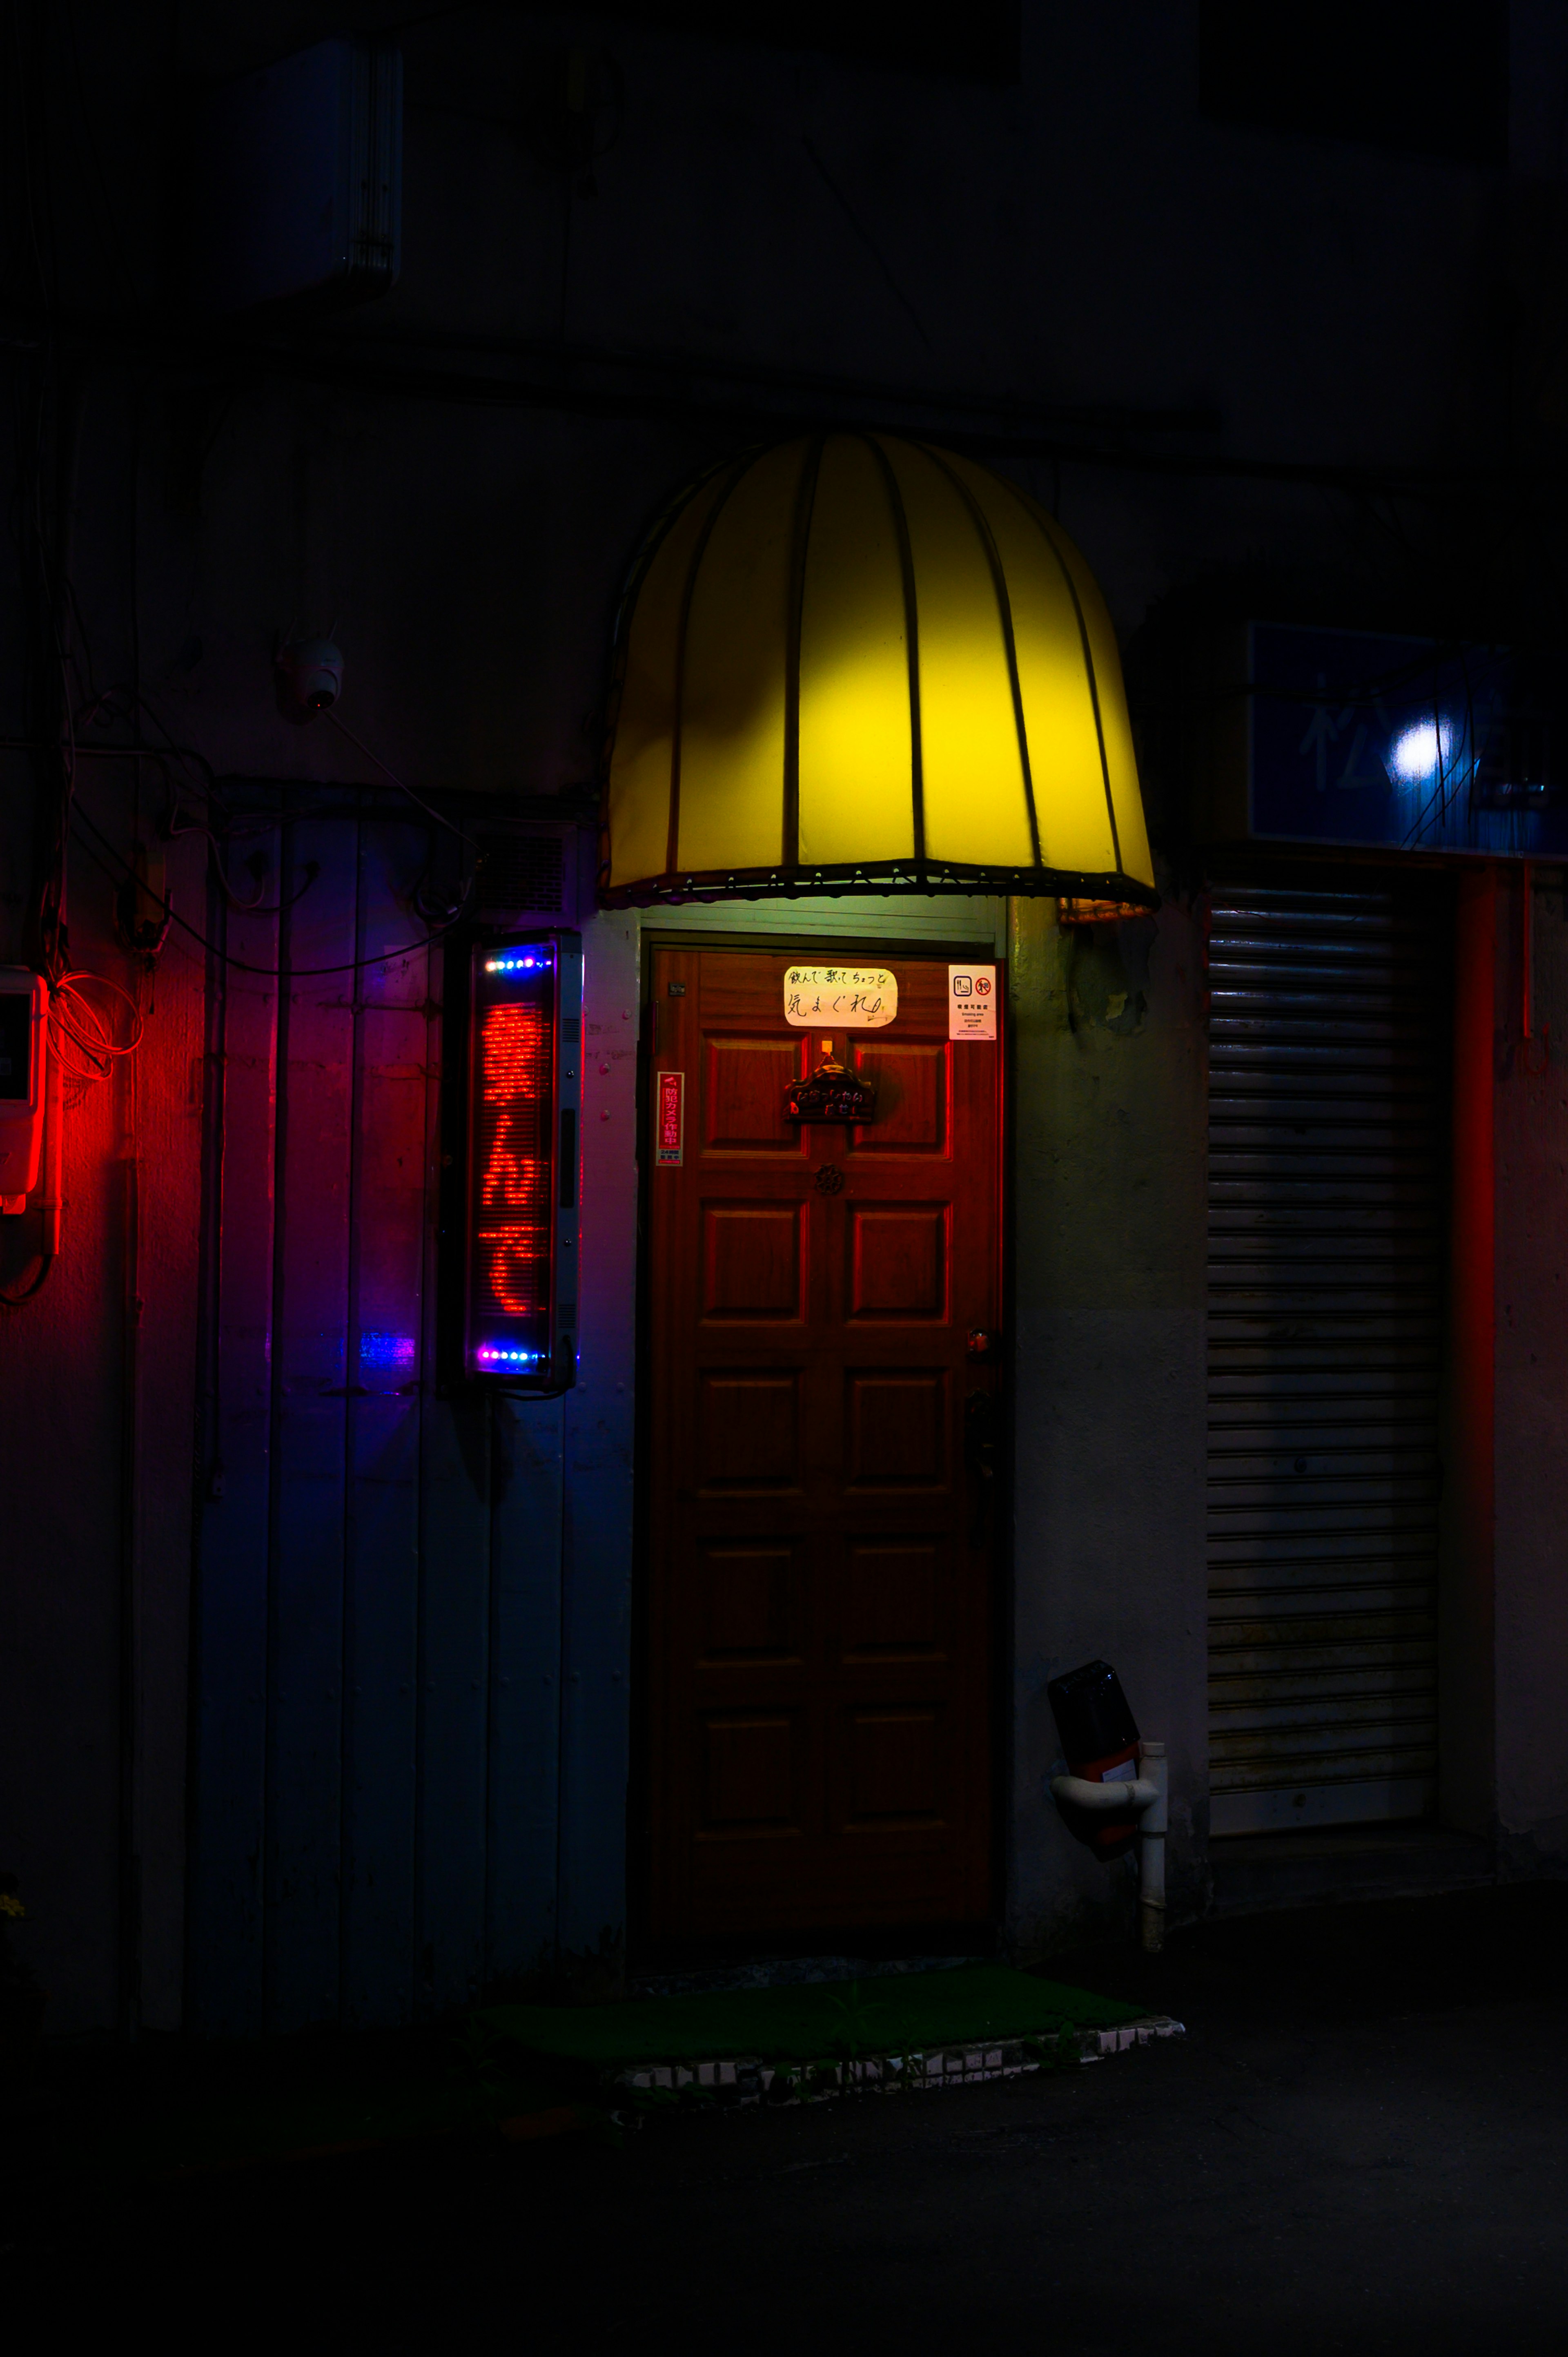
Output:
[{"left": 644, "top": 946, "right": 1002, "bottom": 1943}]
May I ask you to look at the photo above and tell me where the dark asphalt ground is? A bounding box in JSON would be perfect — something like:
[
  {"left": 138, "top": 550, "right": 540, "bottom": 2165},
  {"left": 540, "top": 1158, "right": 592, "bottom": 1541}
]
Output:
[{"left": 7, "top": 1882, "right": 1568, "bottom": 2353}]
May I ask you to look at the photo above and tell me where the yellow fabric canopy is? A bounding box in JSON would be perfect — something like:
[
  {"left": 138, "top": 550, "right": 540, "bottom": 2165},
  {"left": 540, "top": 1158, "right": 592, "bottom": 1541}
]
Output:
[{"left": 602, "top": 433, "right": 1156, "bottom": 905}]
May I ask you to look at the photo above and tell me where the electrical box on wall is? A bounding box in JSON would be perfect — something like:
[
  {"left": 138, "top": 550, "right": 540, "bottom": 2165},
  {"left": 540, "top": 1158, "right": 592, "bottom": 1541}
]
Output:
[
  {"left": 0, "top": 970, "right": 47, "bottom": 1214},
  {"left": 191, "top": 36, "right": 402, "bottom": 317},
  {"left": 461, "top": 933, "right": 582, "bottom": 1390}
]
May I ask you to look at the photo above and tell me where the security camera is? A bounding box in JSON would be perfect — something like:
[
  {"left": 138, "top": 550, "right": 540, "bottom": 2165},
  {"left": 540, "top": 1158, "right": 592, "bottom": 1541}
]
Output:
[{"left": 275, "top": 636, "right": 343, "bottom": 720}]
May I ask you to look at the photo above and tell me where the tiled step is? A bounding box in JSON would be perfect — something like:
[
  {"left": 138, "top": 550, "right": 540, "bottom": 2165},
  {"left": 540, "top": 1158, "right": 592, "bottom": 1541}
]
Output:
[{"left": 611, "top": 2016, "right": 1184, "bottom": 2113}]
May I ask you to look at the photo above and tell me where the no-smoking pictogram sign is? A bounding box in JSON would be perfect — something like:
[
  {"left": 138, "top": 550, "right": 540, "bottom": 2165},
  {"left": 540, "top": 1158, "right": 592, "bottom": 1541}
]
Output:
[{"left": 948, "top": 966, "right": 998, "bottom": 1040}]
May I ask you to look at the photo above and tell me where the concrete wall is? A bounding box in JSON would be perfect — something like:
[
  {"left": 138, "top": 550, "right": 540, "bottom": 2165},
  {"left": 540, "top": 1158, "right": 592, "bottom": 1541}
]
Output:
[
  {"left": 6, "top": 1, "right": 1568, "bottom": 2028},
  {"left": 1007, "top": 887, "right": 1209, "bottom": 1951}
]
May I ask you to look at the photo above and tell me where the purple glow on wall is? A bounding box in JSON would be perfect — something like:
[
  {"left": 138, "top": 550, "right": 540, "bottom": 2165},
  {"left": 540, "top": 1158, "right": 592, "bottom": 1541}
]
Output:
[{"left": 359, "top": 1330, "right": 417, "bottom": 1373}]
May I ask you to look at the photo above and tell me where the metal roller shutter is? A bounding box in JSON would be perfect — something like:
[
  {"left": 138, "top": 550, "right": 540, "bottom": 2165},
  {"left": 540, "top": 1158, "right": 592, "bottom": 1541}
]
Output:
[{"left": 1206, "top": 879, "right": 1449, "bottom": 1837}]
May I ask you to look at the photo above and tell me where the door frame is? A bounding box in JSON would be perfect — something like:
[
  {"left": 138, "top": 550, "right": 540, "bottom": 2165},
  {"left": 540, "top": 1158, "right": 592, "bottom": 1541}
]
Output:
[{"left": 626, "top": 923, "right": 1014, "bottom": 1965}]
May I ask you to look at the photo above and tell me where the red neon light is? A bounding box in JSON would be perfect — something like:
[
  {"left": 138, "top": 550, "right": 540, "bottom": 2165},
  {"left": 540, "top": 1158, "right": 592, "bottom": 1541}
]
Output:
[{"left": 475, "top": 1000, "right": 551, "bottom": 1316}]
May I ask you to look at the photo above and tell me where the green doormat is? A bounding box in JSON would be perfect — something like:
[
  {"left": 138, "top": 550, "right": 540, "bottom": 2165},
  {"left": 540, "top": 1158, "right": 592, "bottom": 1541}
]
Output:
[{"left": 479, "top": 1965, "right": 1180, "bottom": 2109}]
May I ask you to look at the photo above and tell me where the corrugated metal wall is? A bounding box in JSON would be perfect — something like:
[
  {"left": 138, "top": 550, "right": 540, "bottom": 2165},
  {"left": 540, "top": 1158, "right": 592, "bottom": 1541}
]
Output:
[
  {"left": 1206, "top": 879, "right": 1449, "bottom": 1837},
  {"left": 188, "top": 807, "right": 575, "bottom": 2032}
]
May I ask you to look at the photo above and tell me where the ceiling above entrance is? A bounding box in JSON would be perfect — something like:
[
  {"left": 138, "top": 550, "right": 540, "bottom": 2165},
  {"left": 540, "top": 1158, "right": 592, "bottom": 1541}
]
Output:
[{"left": 601, "top": 433, "right": 1156, "bottom": 907}]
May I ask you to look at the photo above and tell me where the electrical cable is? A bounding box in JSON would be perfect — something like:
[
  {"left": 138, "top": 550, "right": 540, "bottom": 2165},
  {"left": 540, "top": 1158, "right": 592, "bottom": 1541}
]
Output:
[
  {"left": 22, "top": 685, "right": 490, "bottom": 888},
  {"left": 27, "top": 280, "right": 1568, "bottom": 504},
  {"left": 0, "top": 1255, "right": 52, "bottom": 1306},
  {"left": 76, "top": 685, "right": 220, "bottom": 788},
  {"left": 167, "top": 820, "right": 323, "bottom": 915},
  {"left": 47, "top": 967, "right": 143, "bottom": 1087},
  {"left": 70, "top": 801, "right": 474, "bottom": 977},
  {"left": 0, "top": 735, "right": 472, "bottom": 830},
  {"left": 323, "top": 709, "right": 479, "bottom": 848}
]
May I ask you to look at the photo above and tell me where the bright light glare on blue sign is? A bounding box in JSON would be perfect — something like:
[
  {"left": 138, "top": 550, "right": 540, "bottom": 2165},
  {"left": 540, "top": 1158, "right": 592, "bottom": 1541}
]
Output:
[
  {"left": 1249, "top": 626, "right": 1562, "bottom": 860},
  {"left": 1390, "top": 719, "right": 1453, "bottom": 783}
]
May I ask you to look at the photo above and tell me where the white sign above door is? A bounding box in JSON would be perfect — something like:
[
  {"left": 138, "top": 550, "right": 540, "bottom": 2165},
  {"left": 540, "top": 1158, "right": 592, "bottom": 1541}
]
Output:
[
  {"left": 949, "top": 965, "right": 997, "bottom": 1040},
  {"left": 783, "top": 965, "right": 898, "bottom": 1028}
]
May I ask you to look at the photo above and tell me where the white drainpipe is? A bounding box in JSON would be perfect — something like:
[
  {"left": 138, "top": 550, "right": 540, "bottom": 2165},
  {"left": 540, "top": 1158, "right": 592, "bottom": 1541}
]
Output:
[{"left": 1050, "top": 1740, "right": 1169, "bottom": 1953}]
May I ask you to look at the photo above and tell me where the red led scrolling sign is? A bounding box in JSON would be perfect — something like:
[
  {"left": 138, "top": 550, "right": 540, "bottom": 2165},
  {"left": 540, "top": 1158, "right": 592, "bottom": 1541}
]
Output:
[
  {"left": 475, "top": 996, "right": 552, "bottom": 1325},
  {"left": 463, "top": 934, "right": 581, "bottom": 1386}
]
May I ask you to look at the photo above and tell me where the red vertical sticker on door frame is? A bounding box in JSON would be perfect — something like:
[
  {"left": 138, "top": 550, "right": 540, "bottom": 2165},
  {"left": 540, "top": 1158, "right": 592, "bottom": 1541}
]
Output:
[{"left": 657, "top": 1070, "right": 684, "bottom": 1165}]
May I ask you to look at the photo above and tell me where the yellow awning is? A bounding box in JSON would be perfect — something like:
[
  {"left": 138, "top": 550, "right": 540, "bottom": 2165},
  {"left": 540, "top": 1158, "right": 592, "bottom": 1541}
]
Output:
[{"left": 603, "top": 433, "right": 1156, "bottom": 906}]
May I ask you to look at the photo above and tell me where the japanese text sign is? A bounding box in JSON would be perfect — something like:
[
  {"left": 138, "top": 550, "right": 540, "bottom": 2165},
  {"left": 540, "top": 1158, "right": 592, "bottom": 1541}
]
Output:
[
  {"left": 782, "top": 964, "right": 898, "bottom": 1028},
  {"left": 656, "top": 1070, "right": 684, "bottom": 1165}
]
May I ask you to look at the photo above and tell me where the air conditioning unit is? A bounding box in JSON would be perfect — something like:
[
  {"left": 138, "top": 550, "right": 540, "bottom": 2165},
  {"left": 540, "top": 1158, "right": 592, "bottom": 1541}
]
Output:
[{"left": 470, "top": 819, "right": 588, "bottom": 927}]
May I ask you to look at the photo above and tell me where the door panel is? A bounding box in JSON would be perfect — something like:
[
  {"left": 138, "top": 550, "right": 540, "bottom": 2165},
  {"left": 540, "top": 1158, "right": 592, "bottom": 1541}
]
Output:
[
  {"left": 645, "top": 946, "right": 1001, "bottom": 1941},
  {"left": 844, "top": 1709, "right": 944, "bottom": 1824},
  {"left": 842, "top": 1539, "right": 949, "bottom": 1658},
  {"left": 849, "top": 1040, "right": 948, "bottom": 1151},
  {"left": 847, "top": 1204, "right": 949, "bottom": 1320},
  {"left": 697, "top": 1541, "right": 803, "bottom": 1660},
  {"left": 703, "top": 1039, "right": 810, "bottom": 1153},
  {"left": 702, "top": 1203, "right": 804, "bottom": 1319},
  {"left": 700, "top": 1714, "right": 804, "bottom": 1832},
  {"left": 697, "top": 1372, "right": 802, "bottom": 1490},
  {"left": 846, "top": 1369, "right": 949, "bottom": 1486}
]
